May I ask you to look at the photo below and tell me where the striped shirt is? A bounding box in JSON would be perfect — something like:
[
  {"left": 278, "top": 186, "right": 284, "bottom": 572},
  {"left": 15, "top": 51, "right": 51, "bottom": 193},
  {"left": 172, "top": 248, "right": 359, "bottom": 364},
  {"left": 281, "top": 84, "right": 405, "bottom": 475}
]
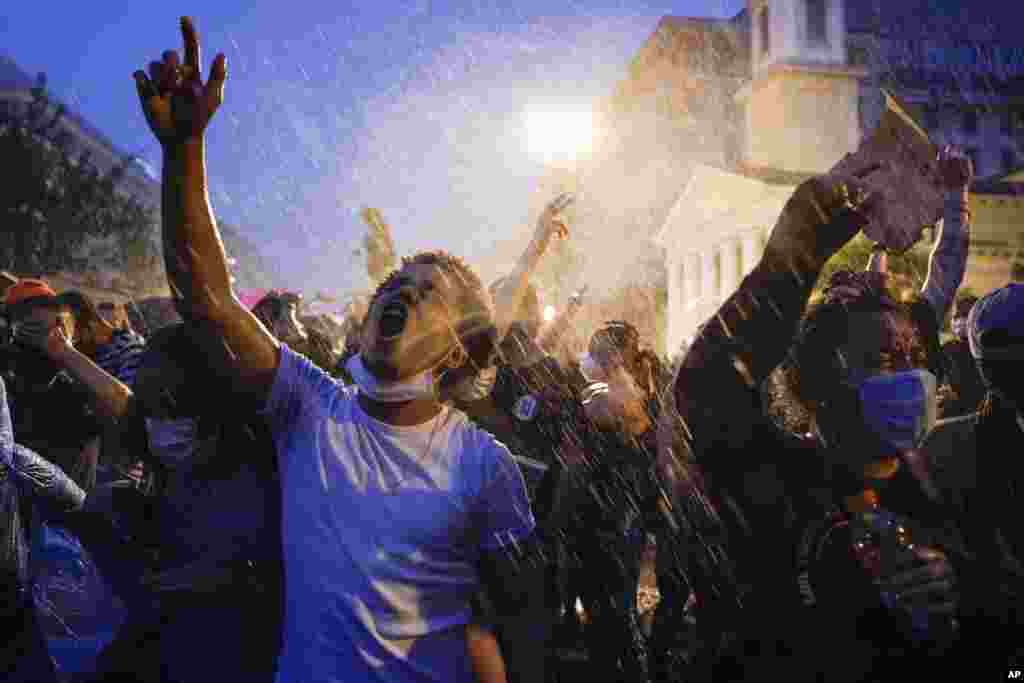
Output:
[{"left": 94, "top": 329, "right": 146, "bottom": 387}]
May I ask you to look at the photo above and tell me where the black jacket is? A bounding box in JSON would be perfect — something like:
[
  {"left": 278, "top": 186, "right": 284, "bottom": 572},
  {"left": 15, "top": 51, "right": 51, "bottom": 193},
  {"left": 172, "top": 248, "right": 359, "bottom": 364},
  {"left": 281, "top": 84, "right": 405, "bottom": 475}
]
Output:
[
  {"left": 672, "top": 231, "right": 989, "bottom": 680},
  {"left": 1, "top": 376, "right": 85, "bottom": 683}
]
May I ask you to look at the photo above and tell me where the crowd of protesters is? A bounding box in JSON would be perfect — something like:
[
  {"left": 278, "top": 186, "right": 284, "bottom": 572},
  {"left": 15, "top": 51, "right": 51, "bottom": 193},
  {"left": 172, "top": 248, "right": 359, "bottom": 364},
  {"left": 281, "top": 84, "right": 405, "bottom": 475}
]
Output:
[{"left": 2, "top": 15, "right": 1024, "bottom": 683}]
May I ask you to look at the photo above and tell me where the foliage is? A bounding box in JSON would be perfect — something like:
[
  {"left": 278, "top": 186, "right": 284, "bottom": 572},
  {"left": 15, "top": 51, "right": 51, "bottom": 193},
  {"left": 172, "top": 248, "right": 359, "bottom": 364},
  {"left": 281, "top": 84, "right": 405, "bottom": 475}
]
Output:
[
  {"left": 360, "top": 207, "right": 397, "bottom": 286},
  {"left": 0, "top": 74, "right": 159, "bottom": 278},
  {"left": 817, "top": 232, "right": 931, "bottom": 300}
]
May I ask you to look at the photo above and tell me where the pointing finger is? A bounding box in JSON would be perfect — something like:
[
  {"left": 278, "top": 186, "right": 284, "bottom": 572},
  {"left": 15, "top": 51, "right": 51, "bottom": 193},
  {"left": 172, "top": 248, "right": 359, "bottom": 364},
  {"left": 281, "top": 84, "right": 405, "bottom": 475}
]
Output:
[{"left": 181, "top": 16, "right": 201, "bottom": 73}]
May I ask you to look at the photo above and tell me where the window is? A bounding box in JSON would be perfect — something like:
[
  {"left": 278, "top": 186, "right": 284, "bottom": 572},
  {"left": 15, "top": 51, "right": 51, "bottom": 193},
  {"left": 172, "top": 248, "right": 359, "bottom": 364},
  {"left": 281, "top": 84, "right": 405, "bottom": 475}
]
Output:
[
  {"left": 962, "top": 109, "right": 978, "bottom": 135},
  {"left": 760, "top": 7, "right": 771, "bottom": 59},
  {"left": 1002, "top": 148, "right": 1018, "bottom": 173},
  {"left": 806, "top": 0, "right": 828, "bottom": 46}
]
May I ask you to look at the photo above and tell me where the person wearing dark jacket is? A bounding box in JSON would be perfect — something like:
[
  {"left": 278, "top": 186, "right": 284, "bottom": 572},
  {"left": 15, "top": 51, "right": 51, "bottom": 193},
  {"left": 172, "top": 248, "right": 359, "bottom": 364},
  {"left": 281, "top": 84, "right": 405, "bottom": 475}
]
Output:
[
  {"left": 1, "top": 375, "right": 86, "bottom": 683},
  {"left": 672, "top": 149, "right": 978, "bottom": 682},
  {"left": 955, "top": 283, "right": 1024, "bottom": 669},
  {"left": 85, "top": 323, "right": 283, "bottom": 683},
  {"left": 941, "top": 295, "right": 985, "bottom": 417}
]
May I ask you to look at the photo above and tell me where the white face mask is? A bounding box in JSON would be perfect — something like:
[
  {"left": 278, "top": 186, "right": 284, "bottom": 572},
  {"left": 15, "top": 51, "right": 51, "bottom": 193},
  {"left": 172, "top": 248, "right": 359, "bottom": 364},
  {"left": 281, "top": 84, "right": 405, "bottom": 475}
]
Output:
[
  {"left": 857, "top": 369, "right": 938, "bottom": 453},
  {"left": 346, "top": 354, "right": 436, "bottom": 403},
  {"left": 144, "top": 417, "right": 197, "bottom": 467},
  {"left": 446, "top": 366, "right": 497, "bottom": 403}
]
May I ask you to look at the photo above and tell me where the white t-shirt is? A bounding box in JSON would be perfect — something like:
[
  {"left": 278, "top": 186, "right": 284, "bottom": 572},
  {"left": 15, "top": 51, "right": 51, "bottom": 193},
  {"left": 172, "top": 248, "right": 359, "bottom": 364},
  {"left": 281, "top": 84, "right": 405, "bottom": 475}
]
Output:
[{"left": 265, "top": 346, "right": 535, "bottom": 683}]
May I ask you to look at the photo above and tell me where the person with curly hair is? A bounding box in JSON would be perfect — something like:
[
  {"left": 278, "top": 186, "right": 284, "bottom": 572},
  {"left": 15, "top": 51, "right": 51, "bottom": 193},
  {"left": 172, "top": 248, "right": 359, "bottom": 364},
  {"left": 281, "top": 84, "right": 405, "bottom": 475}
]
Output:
[{"left": 673, "top": 147, "right": 980, "bottom": 681}]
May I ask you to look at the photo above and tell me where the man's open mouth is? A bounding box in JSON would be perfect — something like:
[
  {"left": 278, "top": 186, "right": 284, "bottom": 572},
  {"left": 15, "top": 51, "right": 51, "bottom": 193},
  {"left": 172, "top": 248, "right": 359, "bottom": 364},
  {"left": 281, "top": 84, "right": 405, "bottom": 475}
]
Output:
[{"left": 379, "top": 301, "right": 408, "bottom": 339}]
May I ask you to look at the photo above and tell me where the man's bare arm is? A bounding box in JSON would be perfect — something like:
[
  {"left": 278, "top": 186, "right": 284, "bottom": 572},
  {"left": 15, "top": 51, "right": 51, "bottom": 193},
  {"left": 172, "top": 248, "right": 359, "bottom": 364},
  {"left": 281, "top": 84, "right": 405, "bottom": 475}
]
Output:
[
  {"left": 921, "top": 146, "right": 973, "bottom": 323},
  {"left": 15, "top": 321, "right": 131, "bottom": 419},
  {"left": 134, "top": 17, "right": 278, "bottom": 399}
]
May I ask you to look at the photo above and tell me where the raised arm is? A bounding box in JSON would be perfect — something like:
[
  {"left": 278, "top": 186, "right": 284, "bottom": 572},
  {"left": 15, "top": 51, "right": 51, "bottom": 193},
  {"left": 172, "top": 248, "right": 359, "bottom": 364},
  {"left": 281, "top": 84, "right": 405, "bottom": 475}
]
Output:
[
  {"left": 14, "top": 319, "right": 131, "bottom": 420},
  {"left": 673, "top": 175, "right": 880, "bottom": 453},
  {"left": 492, "top": 194, "right": 572, "bottom": 342},
  {"left": 920, "top": 146, "right": 973, "bottom": 323},
  {"left": 134, "top": 17, "right": 279, "bottom": 399}
]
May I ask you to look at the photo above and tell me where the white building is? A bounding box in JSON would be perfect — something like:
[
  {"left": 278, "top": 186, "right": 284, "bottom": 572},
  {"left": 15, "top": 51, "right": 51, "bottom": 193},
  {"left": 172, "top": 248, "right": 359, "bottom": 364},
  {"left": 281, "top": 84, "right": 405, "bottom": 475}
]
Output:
[{"left": 636, "top": 0, "right": 1024, "bottom": 356}]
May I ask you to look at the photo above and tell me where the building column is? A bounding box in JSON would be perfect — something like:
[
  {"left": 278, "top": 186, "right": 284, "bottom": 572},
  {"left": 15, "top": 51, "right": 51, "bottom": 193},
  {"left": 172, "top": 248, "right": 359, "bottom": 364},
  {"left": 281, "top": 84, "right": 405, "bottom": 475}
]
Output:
[
  {"left": 742, "top": 233, "right": 761, "bottom": 278},
  {"left": 666, "top": 252, "right": 682, "bottom": 355},
  {"left": 721, "top": 239, "right": 740, "bottom": 299},
  {"left": 701, "top": 248, "right": 714, "bottom": 304}
]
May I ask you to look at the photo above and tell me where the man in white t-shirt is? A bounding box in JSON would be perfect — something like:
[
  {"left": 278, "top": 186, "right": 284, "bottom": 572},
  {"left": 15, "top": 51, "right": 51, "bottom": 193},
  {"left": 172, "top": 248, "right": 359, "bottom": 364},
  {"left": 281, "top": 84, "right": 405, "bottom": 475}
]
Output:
[{"left": 132, "top": 17, "right": 545, "bottom": 683}]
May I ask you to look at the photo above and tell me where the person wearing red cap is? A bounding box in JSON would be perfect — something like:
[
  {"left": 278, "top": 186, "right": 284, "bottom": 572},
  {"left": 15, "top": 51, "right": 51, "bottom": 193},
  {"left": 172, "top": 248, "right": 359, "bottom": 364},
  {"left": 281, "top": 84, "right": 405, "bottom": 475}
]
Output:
[{"left": 2, "top": 277, "right": 133, "bottom": 490}]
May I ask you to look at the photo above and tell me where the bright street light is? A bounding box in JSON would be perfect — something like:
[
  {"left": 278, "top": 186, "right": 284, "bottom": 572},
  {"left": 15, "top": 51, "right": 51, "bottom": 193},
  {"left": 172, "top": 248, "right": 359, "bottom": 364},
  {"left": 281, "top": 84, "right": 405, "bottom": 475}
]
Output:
[{"left": 525, "top": 108, "right": 595, "bottom": 166}]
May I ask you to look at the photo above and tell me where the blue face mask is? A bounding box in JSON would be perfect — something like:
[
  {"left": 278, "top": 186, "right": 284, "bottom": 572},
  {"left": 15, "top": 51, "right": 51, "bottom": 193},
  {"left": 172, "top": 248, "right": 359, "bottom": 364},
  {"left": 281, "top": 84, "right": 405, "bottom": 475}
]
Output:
[
  {"left": 857, "top": 369, "right": 938, "bottom": 453},
  {"left": 144, "top": 417, "right": 197, "bottom": 467}
]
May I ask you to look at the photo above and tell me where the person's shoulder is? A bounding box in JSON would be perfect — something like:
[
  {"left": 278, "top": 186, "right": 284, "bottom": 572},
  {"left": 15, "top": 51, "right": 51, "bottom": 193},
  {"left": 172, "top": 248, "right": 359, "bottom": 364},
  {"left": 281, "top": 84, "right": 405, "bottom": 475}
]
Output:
[
  {"left": 446, "top": 407, "right": 510, "bottom": 458},
  {"left": 277, "top": 343, "right": 354, "bottom": 405}
]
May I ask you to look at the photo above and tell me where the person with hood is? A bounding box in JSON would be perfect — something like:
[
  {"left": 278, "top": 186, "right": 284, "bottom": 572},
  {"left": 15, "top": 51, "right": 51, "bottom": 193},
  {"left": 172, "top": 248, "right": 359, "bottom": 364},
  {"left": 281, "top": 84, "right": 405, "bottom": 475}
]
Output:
[{"left": 955, "top": 283, "right": 1024, "bottom": 669}]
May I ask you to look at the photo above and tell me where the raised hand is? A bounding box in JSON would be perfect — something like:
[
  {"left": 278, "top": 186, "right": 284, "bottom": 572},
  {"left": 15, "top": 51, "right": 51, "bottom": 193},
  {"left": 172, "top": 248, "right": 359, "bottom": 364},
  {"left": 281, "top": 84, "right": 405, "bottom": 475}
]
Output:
[
  {"left": 133, "top": 17, "right": 226, "bottom": 147},
  {"left": 14, "top": 318, "right": 73, "bottom": 361},
  {"left": 937, "top": 145, "right": 973, "bottom": 191},
  {"left": 534, "top": 193, "right": 574, "bottom": 243},
  {"left": 766, "top": 172, "right": 885, "bottom": 269}
]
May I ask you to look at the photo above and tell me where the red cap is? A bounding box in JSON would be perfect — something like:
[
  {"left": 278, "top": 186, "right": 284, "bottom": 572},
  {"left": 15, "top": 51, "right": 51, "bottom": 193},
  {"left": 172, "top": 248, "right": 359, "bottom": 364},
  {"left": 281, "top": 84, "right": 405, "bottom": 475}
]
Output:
[{"left": 3, "top": 278, "right": 57, "bottom": 305}]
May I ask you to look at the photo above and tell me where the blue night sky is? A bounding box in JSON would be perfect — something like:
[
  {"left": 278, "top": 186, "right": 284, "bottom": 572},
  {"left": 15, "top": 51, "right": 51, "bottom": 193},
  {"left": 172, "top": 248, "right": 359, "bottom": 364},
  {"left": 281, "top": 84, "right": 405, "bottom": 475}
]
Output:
[{"left": 1, "top": 1, "right": 743, "bottom": 296}]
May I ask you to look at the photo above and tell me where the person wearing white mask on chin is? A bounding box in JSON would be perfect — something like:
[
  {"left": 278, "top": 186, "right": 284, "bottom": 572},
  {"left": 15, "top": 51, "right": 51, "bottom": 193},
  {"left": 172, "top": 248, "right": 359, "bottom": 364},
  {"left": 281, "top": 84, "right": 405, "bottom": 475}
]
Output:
[{"left": 131, "top": 18, "right": 540, "bottom": 683}]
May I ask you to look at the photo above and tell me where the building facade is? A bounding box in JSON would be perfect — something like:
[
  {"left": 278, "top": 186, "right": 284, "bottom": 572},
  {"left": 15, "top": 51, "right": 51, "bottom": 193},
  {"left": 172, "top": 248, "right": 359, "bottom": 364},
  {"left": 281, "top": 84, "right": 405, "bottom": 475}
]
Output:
[{"left": 638, "top": 0, "right": 1024, "bottom": 356}]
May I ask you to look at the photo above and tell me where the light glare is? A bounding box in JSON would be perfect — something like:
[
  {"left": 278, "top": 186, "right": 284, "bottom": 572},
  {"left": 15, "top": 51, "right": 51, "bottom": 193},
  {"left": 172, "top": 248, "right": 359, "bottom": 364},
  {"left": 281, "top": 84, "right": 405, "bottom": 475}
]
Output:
[{"left": 525, "top": 109, "right": 595, "bottom": 165}]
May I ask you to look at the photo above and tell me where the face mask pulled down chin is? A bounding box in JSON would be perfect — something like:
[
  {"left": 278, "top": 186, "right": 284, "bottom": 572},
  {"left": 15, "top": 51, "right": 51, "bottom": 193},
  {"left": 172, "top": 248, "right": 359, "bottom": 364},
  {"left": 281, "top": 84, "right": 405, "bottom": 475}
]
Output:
[
  {"left": 857, "top": 369, "right": 938, "bottom": 454},
  {"left": 347, "top": 353, "right": 436, "bottom": 403},
  {"left": 346, "top": 353, "right": 497, "bottom": 404},
  {"left": 145, "top": 417, "right": 197, "bottom": 468}
]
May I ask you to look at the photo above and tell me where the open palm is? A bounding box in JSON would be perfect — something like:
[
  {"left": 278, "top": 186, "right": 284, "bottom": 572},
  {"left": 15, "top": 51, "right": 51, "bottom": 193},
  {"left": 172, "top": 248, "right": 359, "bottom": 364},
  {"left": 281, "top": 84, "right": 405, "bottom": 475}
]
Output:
[{"left": 133, "top": 17, "right": 226, "bottom": 146}]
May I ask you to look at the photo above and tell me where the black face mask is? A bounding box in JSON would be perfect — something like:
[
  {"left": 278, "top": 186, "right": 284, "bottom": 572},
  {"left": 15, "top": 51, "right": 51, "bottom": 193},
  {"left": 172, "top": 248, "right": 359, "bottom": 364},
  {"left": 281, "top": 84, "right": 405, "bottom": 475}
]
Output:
[{"left": 10, "top": 345, "right": 60, "bottom": 388}]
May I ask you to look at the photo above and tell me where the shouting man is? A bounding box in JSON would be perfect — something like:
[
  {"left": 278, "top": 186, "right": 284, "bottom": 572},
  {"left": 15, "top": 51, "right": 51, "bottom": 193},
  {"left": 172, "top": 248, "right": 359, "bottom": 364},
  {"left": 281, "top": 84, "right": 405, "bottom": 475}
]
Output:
[{"left": 133, "top": 18, "right": 543, "bottom": 683}]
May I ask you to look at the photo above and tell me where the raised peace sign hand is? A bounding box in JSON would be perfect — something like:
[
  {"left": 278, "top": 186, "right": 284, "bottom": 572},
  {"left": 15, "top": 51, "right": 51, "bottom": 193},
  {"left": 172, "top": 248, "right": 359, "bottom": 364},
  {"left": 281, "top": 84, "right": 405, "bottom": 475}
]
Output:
[{"left": 133, "top": 17, "right": 227, "bottom": 147}]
